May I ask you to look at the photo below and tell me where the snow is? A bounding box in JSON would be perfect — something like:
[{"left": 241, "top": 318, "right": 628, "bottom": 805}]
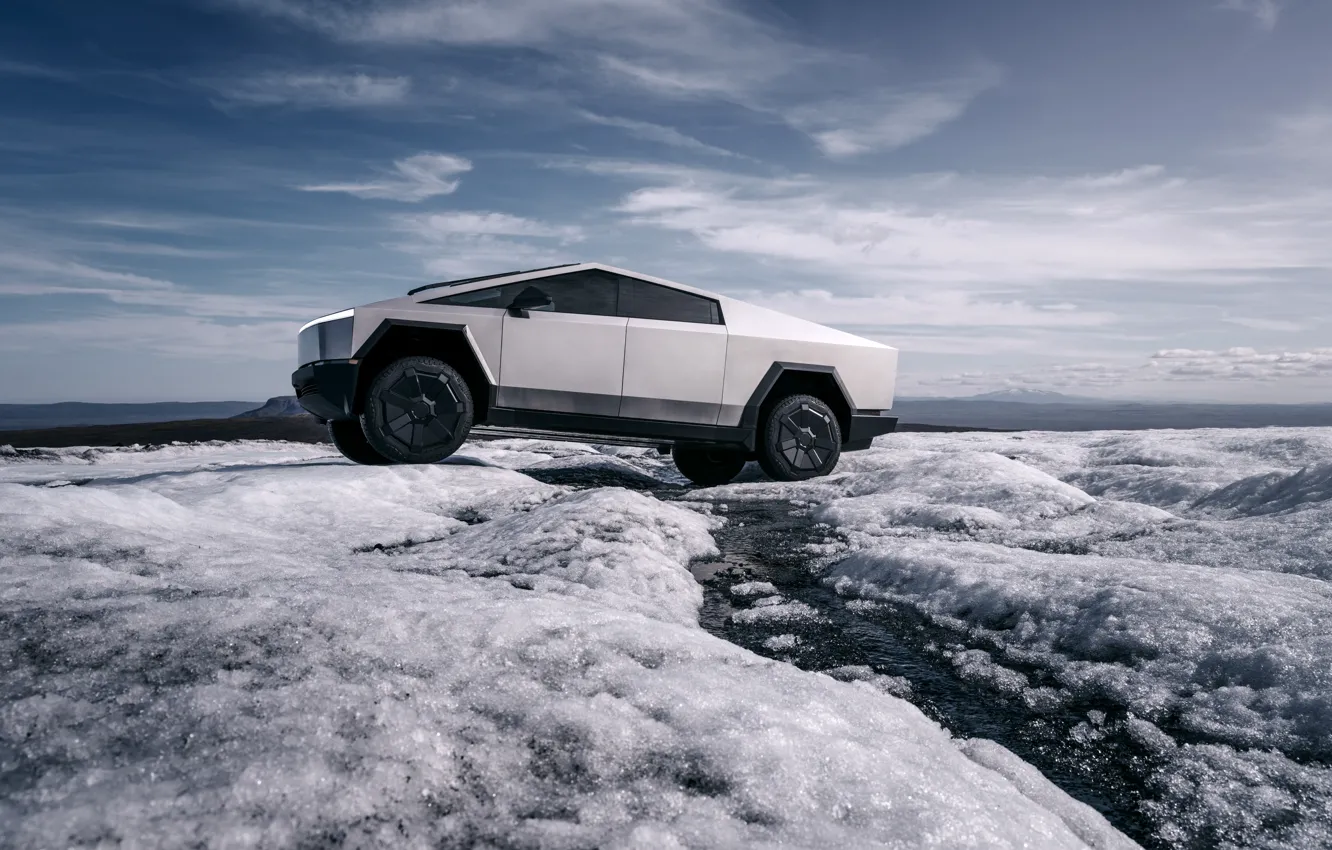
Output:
[
  {"left": 710, "top": 426, "right": 1332, "bottom": 849},
  {"left": 0, "top": 439, "right": 1123, "bottom": 849}
]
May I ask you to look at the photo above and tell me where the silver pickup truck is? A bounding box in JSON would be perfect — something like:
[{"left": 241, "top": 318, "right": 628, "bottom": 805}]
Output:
[{"left": 293, "top": 262, "right": 898, "bottom": 485}]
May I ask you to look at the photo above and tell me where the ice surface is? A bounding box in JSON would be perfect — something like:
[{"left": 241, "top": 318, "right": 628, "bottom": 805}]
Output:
[
  {"left": 728, "top": 581, "right": 780, "bottom": 597},
  {"left": 785, "top": 427, "right": 1332, "bottom": 848},
  {"left": 1, "top": 440, "right": 1120, "bottom": 849}
]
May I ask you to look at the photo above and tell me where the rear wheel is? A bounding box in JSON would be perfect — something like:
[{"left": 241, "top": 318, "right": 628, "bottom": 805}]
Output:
[
  {"left": 327, "top": 419, "right": 392, "bottom": 465},
  {"left": 361, "top": 356, "right": 473, "bottom": 464},
  {"left": 756, "top": 394, "right": 842, "bottom": 481},
  {"left": 673, "top": 445, "right": 747, "bottom": 487}
]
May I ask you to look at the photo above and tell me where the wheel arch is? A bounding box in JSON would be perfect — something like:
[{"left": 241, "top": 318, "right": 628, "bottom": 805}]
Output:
[
  {"left": 741, "top": 362, "right": 852, "bottom": 442},
  {"left": 352, "top": 320, "right": 495, "bottom": 422}
]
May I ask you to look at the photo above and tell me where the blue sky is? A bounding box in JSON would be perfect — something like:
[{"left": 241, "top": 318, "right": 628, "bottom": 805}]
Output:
[{"left": 2, "top": 0, "right": 1330, "bottom": 403}]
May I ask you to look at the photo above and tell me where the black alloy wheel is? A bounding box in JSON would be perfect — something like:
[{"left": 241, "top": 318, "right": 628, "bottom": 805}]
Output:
[
  {"left": 360, "top": 356, "right": 473, "bottom": 464},
  {"left": 327, "top": 419, "right": 393, "bottom": 465},
  {"left": 756, "top": 394, "right": 842, "bottom": 481},
  {"left": 673, "top": 444, "right": 748, "bottom": 487}
]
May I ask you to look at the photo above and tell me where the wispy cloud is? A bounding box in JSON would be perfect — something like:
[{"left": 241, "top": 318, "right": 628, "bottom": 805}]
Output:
[
  {"left": 1222, "top": 316, "right": 1308, "bottom": 332},
  {"left": 206, "top": 71, "right": 412, "bottom": 108},
  {"left": 298, "top": 153, "right": 472, "bottom": 201},
  {"left": 730, "top": 289, "right": 1117, "bottom": 330},
  {"left": 1240, "top": 107, "right": 1332, "bottom": 167},
  {"left": 399, "top": 211, "right": 583, "bottom": 242},
  {"left": 0, "top": 252, "right": 175, "bottom": 292},
  {"left": 577, "top": 159, "right": 1332, "bottom": 289},
  {"left": 921, "top": 346, "right": 1332, "bottom": 399},
  {"left": 0, "top": 248, "right": 329, "bottom": 319},
  {"left": 0, "top": 313, "right": 295, "bottom": 360},
  {"left": 223, "top": 0, "right": 994, "bottom": 159},
  {"left": 1219, "top": 0, "right": 1284, "bottom": 30},
  {"left": 391, "top": 210, "right": 582, "bottom": 278},
  {"left": 224, "top": 0, "right": 810, "bottom": 99},
  {"left": 1071, "top": 164, "right": 1166, "bottom": 189},
  {"left": 577, "top": 110, "right": 741, "bottom": 158},
  {"left": 1149, "top": 346, "right": 1332, "bottom": 381},
  {"left": 783, "top": 72, "right": 1000, "bottom": 158},
  {"left": 920, "top": 346, "right": 1332, "bottom": 396},
  {"left": 0, "top": 59, "right": 75, "bottom": 81}
]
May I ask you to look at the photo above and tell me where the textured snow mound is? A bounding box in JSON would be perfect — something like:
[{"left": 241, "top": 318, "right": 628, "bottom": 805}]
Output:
[
  {"left": 802, "top": 427, "right": 1332, "bottom": 850},
  {"left": 0, "top": 441, "right": 1119, "bottom": 850},
  {"left": 1192, "top": 462, "right": 1332, "bottom": 516},
  {"left": 830, "top": 539, "right": 1332, "bottom": 756}
]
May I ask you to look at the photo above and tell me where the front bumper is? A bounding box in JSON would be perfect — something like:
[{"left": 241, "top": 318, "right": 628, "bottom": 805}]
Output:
[
  {"left": 843, "top": 412, "right": 898, "bottom": 451},
  {"left": 292, "top": 360, "right": 361, "bottom": 422}
]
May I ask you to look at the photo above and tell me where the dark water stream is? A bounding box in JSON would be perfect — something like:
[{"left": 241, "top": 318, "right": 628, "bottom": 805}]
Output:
[
  {"left": 686, "top": 497, "right": 1166, "bottom": 848},
  {"left": 522, "top": 465, "right": 1163, "bottom": 847}
]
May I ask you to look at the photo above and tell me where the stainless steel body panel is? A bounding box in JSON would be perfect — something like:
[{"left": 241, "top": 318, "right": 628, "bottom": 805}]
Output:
[
  {"left": 498, "top": 310, "right": 627, "bottom": 415},
  {"left": 717, "top": 297, "right": 897, "bottom": 420},
  {"left": 620, "top": 318, "right": 727, "bottom": 424}
]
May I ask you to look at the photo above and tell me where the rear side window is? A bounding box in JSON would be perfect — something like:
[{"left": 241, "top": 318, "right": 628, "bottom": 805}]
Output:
[{"left": 624, "top": 278, "right": 721, "bottom": 325}]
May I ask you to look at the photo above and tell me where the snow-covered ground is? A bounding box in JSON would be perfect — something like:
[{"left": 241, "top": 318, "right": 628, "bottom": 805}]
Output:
[
  {"left": 697, "top": 427, "right": 1332, "bottom": 849},
  {"left": 0, "top": 438, "right": 1133, "bottom": 849}
]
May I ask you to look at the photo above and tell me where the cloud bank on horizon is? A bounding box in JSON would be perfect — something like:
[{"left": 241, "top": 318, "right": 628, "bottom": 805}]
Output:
[{"left": 0, "top": 0, "right": 1329, "bottom": 402}]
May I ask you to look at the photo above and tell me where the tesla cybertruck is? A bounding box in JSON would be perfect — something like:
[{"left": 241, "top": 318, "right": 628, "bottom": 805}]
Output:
[{"left": 293, "top": 263, "right": 899, "bottom": 486}]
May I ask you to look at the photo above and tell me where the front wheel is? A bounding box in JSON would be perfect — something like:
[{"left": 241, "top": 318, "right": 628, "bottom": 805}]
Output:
[
  {"left": 327, "top": 419, "right": 393, "bottom": 465},
  {"left": 361, "top": 356, "right": 473, "bottom": 464},
  {"left": 756, "top": 394, "right": 842, "bottom": 481},
  {"left": 673, "top": 445, "right": 747, "bottom": 487}
]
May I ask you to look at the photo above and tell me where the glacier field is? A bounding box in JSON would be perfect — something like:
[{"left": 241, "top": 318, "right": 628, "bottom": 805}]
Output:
[{"left": 2, "top": 427, "right": 1330, "bottom": 849}]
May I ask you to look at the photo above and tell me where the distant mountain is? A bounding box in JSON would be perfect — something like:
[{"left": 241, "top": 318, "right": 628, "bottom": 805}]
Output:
[
  {"left": 962, "top": 389, "right": 1118, "bottom": 405},
  {"left": 0, "top": 401, "right": 262, "bottom": 432},
  {"left": 233, "top": 396, "right": 309, "bottom": 419},
  {"left": 892, "top": 397, "right": 1332, "bottom": 431}
]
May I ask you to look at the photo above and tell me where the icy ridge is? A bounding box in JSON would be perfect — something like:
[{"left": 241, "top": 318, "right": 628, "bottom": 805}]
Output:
[{"left": 775, "top": 427, "right": 1332, "bottom": 849}]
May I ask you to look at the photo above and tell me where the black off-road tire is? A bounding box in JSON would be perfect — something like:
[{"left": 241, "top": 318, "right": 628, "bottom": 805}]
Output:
[
  {"left": 360, "top": 356, "right": 473, "bottom": 464},
  {"left": 673, "top": 444, "right": 748, "bottom": 487},
  {"left": 327, "top": 419, "right": 393, "bottom": 465},
  {"left": 756, "top": 394, "right": 842, "bottom": 481}
]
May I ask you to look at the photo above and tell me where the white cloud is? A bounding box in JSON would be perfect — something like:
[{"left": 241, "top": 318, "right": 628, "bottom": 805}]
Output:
[
  {"left": 576, "top": 160, "right": 1332, "bottom": 289},
  {"left": 0, "top": 314, "right": 294, "bottom": 360},
  {"left": 1222, "top": 316, "right": 1308, "bottom": 332},
  {"left": 728, "top": 289, "right": 1117, "bottom": 329},
  {"left": 0, "top": 59, "right": 74, "bottom": 80},
  {"left": 920, "top": 347, "right": 1332, "bottom": 395},
  {"left": 1245, "top": 108, "right": 1332, "bottom": 167},
  {"left": 0, "top": 252, "right": 175, "bottom": 291},
  {"left": 1071, "top": 165, "right": 1166, "bottom": 189},
  {"left": 226, "top": 0, "right": 814, "bottom": 98},
  {"left": 223, "top": 0, "right": 986, "bottom": 156},
  {"left": 298, "top": 153, "right": 472, "bottom": 201},
  {"left": 0, "top": 249, "right": 329, "bottom": 319},
  {"left": 1219, "top": 0, "right": 1284, "bottom": 30},
  {"left": 577, "top": 110, "right": 740, "bottom": 158},
  {"left": 400, "top": 211, "right": 583, "bottom": 242},
  {"left": 784, "top": 74, "right": 999, "bottom": 158},
  {"left": 1148, "top": 346, "right": 1332, "bottom": 381},
  {"left": 208, "top": 71, "right": 412, "bottom": 107},
  {"left": 392, "top": 210, "right": 582, "bottom": 278}
]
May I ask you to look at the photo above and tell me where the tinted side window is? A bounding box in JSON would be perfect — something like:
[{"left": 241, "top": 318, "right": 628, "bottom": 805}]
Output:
[
  {"left": 625, "top": 279, "right": 721, "bottom": 324},
  {"left": 427, "top": 281, "right": 525, "bottom": 309},
  {"left": 531, "top": 270, "right": 619, "bottom": 316},
  {"left": 427, "top": 271, "right": 620, "bottom": 317}
]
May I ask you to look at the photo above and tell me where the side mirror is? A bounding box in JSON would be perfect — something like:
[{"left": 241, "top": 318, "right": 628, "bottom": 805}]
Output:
[{"left": 507, "top": 287, "right": 553, "bottom": 318}]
